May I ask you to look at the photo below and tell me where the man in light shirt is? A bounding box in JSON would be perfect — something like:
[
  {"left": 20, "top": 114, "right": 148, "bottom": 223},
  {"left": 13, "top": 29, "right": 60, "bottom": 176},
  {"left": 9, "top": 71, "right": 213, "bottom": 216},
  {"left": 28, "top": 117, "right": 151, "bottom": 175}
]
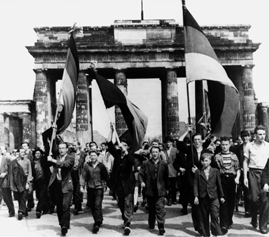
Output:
[{"left": 243, "top": 125, "right": 269, "bottom": 234}]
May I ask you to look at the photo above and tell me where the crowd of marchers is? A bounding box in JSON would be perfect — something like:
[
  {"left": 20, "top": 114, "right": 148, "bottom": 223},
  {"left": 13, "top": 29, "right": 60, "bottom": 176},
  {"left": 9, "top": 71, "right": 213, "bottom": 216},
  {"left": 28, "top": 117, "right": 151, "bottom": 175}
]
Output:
[{"left": 1, "top": 124, "right": 269, "bottom": 237}]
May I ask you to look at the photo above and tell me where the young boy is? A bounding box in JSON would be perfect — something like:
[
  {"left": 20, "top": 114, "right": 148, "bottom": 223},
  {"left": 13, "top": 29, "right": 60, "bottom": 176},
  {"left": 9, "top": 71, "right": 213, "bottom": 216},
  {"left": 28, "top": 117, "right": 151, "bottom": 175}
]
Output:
[
  {"left": 215, "top": 137, "right": 240, "bottom": 234},
  {"left": 194, "top": 153, "right": 225, "bottom": 236},
  {"left": 82, "top": 150, "right": 110, "bottom": 234}
]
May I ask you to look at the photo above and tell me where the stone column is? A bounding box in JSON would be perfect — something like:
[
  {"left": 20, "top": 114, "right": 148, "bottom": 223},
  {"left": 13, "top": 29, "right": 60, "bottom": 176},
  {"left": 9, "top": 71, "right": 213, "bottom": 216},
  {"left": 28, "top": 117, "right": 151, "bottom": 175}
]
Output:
[
  {"left": 33, "top": 69, "right": 51, "bottom": 148},
  {"left": 161, "top": 69, "right": 180, "bottom": 139},
  {"left": 0, "top": 113, "right": 6, "bottom": 148},
  {"left": 241, "top": 65, "right": 256, "bottom": 131},
  {"left": 114, "top": 70, "right": 128, "bottom": 137},
  {"left": 258, "top": 102, "right": 269, "bottom": 138},
  {"left": 229, "top": 67, "right": 243, "bottom": 136},
  {"left": 18, "top": 113, "right": 33, "bottom": 147},
  {"left": 76, "top": 71, "right": 92, "bottom": 147}
]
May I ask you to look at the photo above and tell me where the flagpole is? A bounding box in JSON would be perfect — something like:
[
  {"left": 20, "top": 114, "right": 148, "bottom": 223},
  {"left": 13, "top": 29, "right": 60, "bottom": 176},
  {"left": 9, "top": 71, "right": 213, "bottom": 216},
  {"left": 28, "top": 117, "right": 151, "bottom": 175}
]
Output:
[
  {"left": 48, "top": 89, "right": 63, "bottom": 156},
  {"left": 186, "top": 82, "right": 194, "bottom": 165},
  {"left": 182, "top": 0, "right": 194, "bottom": 165},
  {"left": 105, "top": 109, "right": 121, "bottom": 146}
]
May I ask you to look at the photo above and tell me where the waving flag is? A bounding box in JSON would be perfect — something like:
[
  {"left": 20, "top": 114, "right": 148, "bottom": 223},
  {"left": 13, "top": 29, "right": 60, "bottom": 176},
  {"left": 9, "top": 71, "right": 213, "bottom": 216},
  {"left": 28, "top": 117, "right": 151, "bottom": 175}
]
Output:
[
  {"left": 183, "top": 5, "right": 239, "bottom": 137},
  {"left": 95, "top": 72, "right": 148, "bottom": 151},
  {"left": 56, "top": 33, "right": 79, "bottom": 134}
]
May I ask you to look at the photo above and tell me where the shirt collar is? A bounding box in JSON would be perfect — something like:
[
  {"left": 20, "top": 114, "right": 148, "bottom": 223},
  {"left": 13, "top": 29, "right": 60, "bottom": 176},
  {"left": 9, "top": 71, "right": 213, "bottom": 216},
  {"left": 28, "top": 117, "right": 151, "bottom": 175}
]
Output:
[
  {"left": 202, "top": 166, "right": 211, "bottom": 171},
  {"left": 151, "top": 157, "right": 160, "bottom": 164}
]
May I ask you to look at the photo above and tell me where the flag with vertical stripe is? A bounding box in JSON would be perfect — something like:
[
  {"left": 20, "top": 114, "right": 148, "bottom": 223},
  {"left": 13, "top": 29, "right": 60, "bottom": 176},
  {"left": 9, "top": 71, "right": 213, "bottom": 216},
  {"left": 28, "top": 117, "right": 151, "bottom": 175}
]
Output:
[
  {"left": 183, "top": 6, "right": 240, "bottom": 137},
  {"left": 56, "top": 33, "right": 79, "bottom": 134}
]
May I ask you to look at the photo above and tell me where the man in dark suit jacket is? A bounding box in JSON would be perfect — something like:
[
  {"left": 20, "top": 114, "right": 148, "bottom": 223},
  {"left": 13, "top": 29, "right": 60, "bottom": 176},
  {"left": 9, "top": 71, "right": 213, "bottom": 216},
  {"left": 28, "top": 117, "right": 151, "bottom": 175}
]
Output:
[
  {"left": 48, "top": 142, "right": 74, "bottom": 236},
  {"left": 139, "top": 145, "right": 169, "bottom": 235},
  {"left": 194, "top": 153, "right": 225, "bottom": 236},
  {"left": 107, "top": 126, "right": 135, "bottom": 236},
  {"left": 176, "top": 128, "right": 212, "bottom": 233}
]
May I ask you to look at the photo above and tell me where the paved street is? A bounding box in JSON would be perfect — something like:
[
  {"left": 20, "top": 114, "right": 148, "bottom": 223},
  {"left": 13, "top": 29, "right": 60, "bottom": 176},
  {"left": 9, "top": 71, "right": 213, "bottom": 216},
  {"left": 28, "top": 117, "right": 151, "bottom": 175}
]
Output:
[{"left": 0, "top": 191, "right": 266, "bottom": 237}]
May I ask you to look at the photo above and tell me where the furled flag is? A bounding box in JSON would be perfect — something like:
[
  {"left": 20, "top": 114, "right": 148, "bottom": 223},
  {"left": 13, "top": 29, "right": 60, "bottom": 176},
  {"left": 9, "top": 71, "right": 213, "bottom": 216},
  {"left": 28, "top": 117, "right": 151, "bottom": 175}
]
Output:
[
  {"left": 183, "top": 5, "right": 240, "bottom": 137},
  {"left": 94, "top": 72, "right": 148, "bottom": 152},
  {"left": 56, "top": 33, "right": 79, "bottom": 134}
]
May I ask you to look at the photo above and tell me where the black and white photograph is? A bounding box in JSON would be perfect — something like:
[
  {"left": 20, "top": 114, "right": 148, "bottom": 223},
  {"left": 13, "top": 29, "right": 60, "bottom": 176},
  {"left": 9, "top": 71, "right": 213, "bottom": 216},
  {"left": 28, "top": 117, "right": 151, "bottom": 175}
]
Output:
[{"left": 0, "top": 0, "right": 269, "bottom": 236}]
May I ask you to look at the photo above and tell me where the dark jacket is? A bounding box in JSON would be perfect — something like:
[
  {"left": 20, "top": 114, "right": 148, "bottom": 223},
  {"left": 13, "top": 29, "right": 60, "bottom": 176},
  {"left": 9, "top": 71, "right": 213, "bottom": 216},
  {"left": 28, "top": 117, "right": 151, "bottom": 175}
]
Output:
[
  {"left": 173, "top": 150, "right": 188, "bottom": 173},
  {"left": 194, "top": 167, "right": 224, "bottom": 199},
  {"left": 139, "top": 159, "right": 169, "bottom": 197},
  {"left": 83, "top": 162, "right": 110, "bottom": 189},
  {"left": 261, "top": 158, "right": 269, "bottom": 189},
  {"left": 177, "top": 140, "right": 214, "bottom": 186},
  {"left": 231, "top": 143, "right": 246, "bottom": 169},
  {"left": 48, "top": 154, "right": 74, "bottom": 194},
  {"left": 107, "top": 142, "right": 135, "bottom": 195},
  {"left": 9, "top": 159, "right": 27, "bottom": 193},
  {"left": 32, "top": 154, "right": 51, "bottom": 180}
]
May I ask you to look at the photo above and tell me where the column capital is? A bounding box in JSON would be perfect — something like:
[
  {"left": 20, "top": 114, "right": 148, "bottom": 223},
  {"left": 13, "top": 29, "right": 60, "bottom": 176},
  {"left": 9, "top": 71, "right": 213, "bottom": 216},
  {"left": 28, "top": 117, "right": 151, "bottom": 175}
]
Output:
[
  {"left": 114, "top": 68, "right": 127, "bottom": 72},
  {"left": 241, "top": 64, "right": 255, "bottom": 69},
  {"left": 79, "top": 69, "right": 88, "bottom": 74},
  {"left": 33, "top": 68, "right": 48, "bottom": 74}
]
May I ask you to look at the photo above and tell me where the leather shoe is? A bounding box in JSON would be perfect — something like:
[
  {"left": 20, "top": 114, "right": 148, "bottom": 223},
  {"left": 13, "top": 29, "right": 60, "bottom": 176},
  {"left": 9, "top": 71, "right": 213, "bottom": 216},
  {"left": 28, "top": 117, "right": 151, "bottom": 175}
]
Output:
[
  {"left": 251, "top": 221, "right": 257, "bottom": 229},
  {"left": 221, "top": 226, "right": 228, "bottom": 235},
  {"left": 9, "top": 213, "right": 15, "bottom": 217},
  {"left": 181, "top": 208, "right": 188, "bottom": 215},
  {"left": 133, "top": 205, "right": 138, "bottom": 213},
  {"left": 260, "top": 229, "right": 268, "bottom": 234},
  {"left": 61, "top": 227, "right": 68, "bottom": 236},
  {"left": 18, "top": 212, "right": 23, "bottom": 220},
  {"left": 159, "top": 228, "right": 165, "bottom": 235},
  {"left": 92, "top": 225, "right": 99, "bottom": 234},
  {"left": 124, "top": 226, "right": 131, "bottom": 235},
  {"left": 244, "top": 212, "right": 251, "bottom": 218},
  {"left": 149, "top": 224, "right": 155, "bottom": 229}
]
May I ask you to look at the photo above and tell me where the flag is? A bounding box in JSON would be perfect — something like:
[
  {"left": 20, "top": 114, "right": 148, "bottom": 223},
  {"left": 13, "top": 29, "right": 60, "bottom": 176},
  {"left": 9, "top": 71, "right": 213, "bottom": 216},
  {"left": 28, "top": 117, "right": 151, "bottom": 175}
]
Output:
[
  {"left": 95, "top": 72, "right": 148, "bottom": 151},
  {"left": 56, "top": 33, "right": 79, "bottom": 134},
  {"left": 183, "top": 6, "right": 240, "bottom": 137}
]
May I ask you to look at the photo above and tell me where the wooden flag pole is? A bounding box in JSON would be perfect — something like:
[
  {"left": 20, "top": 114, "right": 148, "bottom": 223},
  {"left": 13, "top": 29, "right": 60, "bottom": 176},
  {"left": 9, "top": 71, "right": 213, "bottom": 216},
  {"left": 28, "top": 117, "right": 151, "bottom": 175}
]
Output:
[
  {"left": 48, "top": 89, "right": 63, "bottom": 156},
  {"left": 105, "top": 109, "right": 121, "bottom": 146},
  {"left": 186, "top": 82, "right": 194, "bottom": 165},
  {"left": 182, "top": 0, "right": 194, "bottom": 165}
]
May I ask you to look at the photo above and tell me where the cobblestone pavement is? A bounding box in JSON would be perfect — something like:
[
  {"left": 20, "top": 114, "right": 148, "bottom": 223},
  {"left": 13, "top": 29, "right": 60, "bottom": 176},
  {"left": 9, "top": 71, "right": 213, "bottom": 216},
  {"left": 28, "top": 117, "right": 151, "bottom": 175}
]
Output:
[{"left": 0, "top": 191, "right": 266, "bottom": 237}]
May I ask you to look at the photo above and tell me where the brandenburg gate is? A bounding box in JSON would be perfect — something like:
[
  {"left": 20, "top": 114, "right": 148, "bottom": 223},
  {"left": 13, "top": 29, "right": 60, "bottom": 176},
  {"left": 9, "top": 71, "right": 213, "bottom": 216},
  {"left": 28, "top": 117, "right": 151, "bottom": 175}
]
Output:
[{"left": 27, "top": 19, "right": 260, "bottom": 147}]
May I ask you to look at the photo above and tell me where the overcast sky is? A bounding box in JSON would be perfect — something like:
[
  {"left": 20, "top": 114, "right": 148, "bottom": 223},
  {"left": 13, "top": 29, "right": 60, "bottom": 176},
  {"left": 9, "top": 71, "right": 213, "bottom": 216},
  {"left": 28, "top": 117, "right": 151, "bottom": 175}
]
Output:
[{"left": 0, "top": 0, "right": 268, "bottom": 138}]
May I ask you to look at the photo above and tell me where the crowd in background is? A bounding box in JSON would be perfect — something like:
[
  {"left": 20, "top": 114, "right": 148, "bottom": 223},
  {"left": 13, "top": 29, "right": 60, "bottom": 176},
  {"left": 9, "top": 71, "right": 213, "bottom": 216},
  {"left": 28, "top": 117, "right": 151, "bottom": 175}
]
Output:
[{"left": 1, "top": 124, "right": 269, "bottom": 236}]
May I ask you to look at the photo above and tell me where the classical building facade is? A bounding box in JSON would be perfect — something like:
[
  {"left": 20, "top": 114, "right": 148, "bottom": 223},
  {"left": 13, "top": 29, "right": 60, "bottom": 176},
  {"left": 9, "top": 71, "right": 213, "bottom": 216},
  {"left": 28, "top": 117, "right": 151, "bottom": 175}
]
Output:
[
  {"left": 25, "top": 19, "right": 260, "bottom": 147},
  {"left": 0, "top": 100, "right": 36, "bottom": 150}
]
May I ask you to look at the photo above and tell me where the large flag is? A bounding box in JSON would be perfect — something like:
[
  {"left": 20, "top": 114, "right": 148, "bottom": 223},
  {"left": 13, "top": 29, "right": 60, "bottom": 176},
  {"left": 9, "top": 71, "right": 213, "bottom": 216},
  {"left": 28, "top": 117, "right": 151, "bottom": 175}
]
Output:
[
  {"left": 183, "top": 6, "right": 240, "bottom": 137},
  {"left": 56, "top": 33, "right": 79, "bottom": 134},
  {"left": 95, "top": 72, "right": 148, "bottom": 152}
]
